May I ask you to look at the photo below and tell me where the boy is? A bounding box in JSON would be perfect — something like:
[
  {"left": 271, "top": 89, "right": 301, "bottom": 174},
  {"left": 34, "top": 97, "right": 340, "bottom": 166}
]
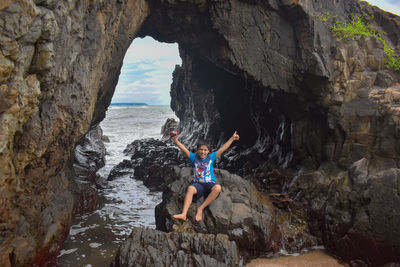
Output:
[{"left": 171, "top": 131, "right": 240, "bottom": 222}]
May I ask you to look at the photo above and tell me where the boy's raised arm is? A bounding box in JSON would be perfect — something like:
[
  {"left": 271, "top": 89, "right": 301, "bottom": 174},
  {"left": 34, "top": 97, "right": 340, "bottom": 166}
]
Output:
[
  {"left": 171, "top": 136, "right": 191, "bottom": 158},
  {"left": 217, "top": 131, "right": 240, "bottom": 158}
]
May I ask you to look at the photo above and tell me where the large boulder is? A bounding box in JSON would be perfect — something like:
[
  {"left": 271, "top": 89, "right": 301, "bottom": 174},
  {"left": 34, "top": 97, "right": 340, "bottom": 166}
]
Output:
[
  {"left": 155, "top": 167, "right": 317, "bottom": 256},
  {"left": 288, "top": 159, "right": 400, "bottom": 266},
  {"left": 111, "top": 227, "right": 239, "bottom": 267}
]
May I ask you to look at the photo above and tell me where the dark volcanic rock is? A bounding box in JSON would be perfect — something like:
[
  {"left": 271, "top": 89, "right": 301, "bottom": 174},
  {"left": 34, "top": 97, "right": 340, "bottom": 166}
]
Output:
[
  {"left": 141, "top": 0, "right": 363, "bottom": 173},
  {"left": 107, "top": 159, "right": 135, "bottom": 181},
  {"left": 73, "top": 124, "right": 106, "bottom": 182},
  {"left": 138, "top": 4, "right": 400, "bottom": 264},
  {"left": 108, "top": 138, "right": 188, "bottom": 190},
  {"left": 123, "top": 138, "right": 180, "bottom": 164},
  {"left": 69, "top": 124, "right": 107, "bottom": 213},
  {"left": 111, "top": 227, "right": 239, "bottom": 267},
  {"left": 288, "top": 160, "right": 400, "bottom": 266},
  {"left": 155, "top": 167, "right": 317, "bottom": 257}
]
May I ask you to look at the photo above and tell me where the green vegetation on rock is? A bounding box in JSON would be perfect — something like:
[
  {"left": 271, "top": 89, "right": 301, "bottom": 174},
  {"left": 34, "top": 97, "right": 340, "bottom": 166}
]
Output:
[
  {"left": 331, "top": 16, "right": 400, "bottom": 70},
  {"left": 380, "top": 38, "right": 400, "bottom": 70},
  {"left": 320, "top": 12, "right": 330, "bottom": 22},
  {"left": 331, "top": 16, "right": 375, "bottom": 38}
]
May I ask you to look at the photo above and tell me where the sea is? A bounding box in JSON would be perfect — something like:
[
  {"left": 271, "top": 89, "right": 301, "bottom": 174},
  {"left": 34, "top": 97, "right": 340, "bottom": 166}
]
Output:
[{"left": 57, "top": 105, "right": 178, "bottom": 267}]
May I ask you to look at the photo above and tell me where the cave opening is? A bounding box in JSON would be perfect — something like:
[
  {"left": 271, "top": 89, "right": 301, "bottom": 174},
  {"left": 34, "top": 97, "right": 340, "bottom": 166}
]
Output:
[
  {"left": 111, "top": 36, "right": 181, "bottom": 107},
  {"left": 163, "top": 44, "right": 335, "bottom": 173},
  {"left": 128, "top": 2, "right": 336, "bottom": 174},
  {"left": 95, "top": 0, "right": 339, "bottom": 175}
]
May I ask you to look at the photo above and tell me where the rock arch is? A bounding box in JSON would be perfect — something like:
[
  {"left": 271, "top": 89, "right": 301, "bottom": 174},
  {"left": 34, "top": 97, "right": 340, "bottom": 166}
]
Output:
[{"left": 1, "top": 0, "right": 400, "bottom": 266}]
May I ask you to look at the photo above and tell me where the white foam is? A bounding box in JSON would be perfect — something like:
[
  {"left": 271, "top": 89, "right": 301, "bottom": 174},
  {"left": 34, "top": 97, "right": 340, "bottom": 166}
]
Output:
[
  {"left": 58, "top": 248, "right": 78, "bottom": 257},
  {"left": 69, "top": 224, "right": 99, "bottom": 236},
  {"left": 89, "top": 243, "right": 102, "bottom": 248},
  {"left": 278, "top": 245, "right": 326, "bottom": 257}
]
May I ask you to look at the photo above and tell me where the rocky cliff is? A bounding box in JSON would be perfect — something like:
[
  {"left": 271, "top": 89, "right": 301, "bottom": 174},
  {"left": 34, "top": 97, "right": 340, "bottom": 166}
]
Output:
[
  {"left": 0, "top": 0, "right": 149, "bottom": 265},
  {"left": 1, "top": 0, "right": 400, "bottom": 266}
]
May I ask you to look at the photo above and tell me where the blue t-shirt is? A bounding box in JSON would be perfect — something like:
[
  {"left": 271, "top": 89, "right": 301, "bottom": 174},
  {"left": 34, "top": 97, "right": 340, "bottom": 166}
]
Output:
[{"left": 189, "top": 151, "right": 217, "bottom": 183}]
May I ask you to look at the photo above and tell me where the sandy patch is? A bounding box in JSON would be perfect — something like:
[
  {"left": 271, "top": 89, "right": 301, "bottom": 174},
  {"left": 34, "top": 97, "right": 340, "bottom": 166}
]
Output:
[{"left": 247, "top": 250, "right": 348, "bottom": 267}]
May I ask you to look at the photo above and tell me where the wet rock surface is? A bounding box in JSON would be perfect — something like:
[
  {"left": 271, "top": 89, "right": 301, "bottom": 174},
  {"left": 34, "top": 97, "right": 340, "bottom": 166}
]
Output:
[
  {"left": 70, "top": 124, "right": 107, "bottom": 213},
  {"left": 108, "top": 138, "right": 188, "bottom": 190},
  {"left": 111, "top": 227, "right": 239, "bottom": 267},
  {"left": 73, "top": 124, "right": 106, "bottom": 182}
]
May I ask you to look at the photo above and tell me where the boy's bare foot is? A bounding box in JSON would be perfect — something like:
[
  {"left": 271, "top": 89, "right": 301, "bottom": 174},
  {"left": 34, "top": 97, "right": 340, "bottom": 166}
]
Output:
[
  {"left": 195, "top": 208, "right": 203, "bottom": 222},
  {"left": 173, "top": 214, "right": 187, "bottom": 221}
]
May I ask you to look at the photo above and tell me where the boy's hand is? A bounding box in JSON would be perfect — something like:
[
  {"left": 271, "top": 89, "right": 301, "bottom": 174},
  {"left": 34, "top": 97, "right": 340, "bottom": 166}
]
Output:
[
  {"left": 217, "top": 131, "right": 239, "bottom": 157},
  {"left": 232, "top": 131, "right": 240, "bottom": 141},
  {"left": 170, "top": 130, "right": 179, "bottom": 138}
]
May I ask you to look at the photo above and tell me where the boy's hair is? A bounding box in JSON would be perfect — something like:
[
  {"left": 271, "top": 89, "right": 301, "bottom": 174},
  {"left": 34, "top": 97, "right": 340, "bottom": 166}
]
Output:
[{"left": 196, "top": 140, "right": 210, "bottom": 150}]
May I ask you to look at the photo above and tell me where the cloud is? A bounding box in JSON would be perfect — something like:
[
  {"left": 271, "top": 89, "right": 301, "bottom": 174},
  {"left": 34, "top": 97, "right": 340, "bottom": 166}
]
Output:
[
  {"left": 364, "top": 0, "right": 400, "bottom": 15},
  {"left": 113, "top": 37, "right": 181, "bottom": 105},
  {"left": 386, "top": 0, "right": 399, "bottom": 5},
  {"left": 112, "top": 82, "right": 161, "bottom": 104},
  {"left": 123, "top": 38, "right": 180, "bottom": 64}
]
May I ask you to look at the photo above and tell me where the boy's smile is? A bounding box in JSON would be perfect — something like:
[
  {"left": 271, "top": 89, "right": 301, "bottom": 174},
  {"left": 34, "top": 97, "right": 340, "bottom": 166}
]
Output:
[{"left": 197, "top": 145, "right": 210, "bottom": 159}]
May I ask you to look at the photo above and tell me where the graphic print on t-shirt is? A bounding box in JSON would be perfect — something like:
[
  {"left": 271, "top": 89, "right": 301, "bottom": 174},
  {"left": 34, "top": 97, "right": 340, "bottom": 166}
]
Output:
[
  {"left": 194, "top": 155, "right": 212, "bottom": 182},
  {"left": 189, "top": 151, "right": 217, "bottom": 183}
]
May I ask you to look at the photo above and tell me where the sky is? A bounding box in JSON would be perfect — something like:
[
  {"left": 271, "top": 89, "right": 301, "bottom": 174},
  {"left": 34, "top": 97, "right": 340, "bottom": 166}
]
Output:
[
  {"left": 364, "top": 0, "right": 400, "bottom": 15},
  {"left": 112, "top": 1, "right": 399, "bottom": 105},
  {"left": 111, "top": 37, "right": 181, "bottom": 105}
]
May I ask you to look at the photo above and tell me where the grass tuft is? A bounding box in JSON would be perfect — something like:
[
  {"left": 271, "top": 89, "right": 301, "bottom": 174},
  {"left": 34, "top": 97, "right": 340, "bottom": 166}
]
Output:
[{"left": 331, "top": 16, "right": 400, "bottom": 70}]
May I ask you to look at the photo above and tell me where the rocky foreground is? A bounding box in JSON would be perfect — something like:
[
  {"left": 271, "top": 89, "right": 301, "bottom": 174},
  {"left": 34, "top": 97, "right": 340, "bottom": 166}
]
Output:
[
  {"left": 111, "top": 227, "right": 239, "bottom": 267},
  {"left": 109, "top": 138, "right": 400, "bottom": 266},
  {"left": 107, "top": 139, "right": 317, "bottom": 266}
]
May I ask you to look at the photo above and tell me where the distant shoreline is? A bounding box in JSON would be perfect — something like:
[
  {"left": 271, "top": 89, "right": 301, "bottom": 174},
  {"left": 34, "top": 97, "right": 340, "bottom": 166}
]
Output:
[{"left": 110, "top": 103, "right": 148, "bottom": 106}]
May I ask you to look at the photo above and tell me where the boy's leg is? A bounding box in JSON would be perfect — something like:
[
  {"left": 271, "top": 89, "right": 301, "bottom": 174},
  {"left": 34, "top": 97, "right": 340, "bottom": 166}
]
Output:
[
  {"left": 173, "top": 185, "right": 197, "bottom": 221},
  {"left": 195, "top": 184, "right": 222, "bottom": 222}
]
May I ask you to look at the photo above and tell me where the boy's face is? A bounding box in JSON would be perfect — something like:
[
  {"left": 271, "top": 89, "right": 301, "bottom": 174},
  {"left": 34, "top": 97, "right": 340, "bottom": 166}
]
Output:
[{"left": 197, "top": 145, "right": 210, "bottom": 159}]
